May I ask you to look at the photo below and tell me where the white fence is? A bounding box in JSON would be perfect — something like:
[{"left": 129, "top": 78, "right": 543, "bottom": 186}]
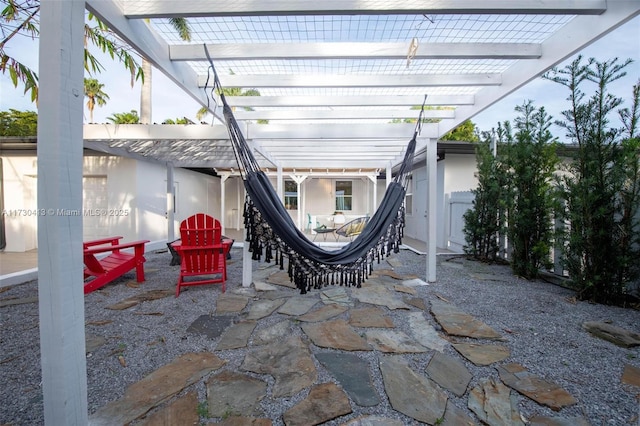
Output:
[{"left": 446, "top": 191, "right": 475, "bottom": 253}]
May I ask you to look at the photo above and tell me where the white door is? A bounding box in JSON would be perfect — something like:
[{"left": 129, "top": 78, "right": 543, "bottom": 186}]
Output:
[{"left": 414, "top": 176, "right": 427, "bottom": 241}]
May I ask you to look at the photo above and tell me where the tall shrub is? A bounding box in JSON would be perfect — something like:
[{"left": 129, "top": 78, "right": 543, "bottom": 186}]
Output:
[
  {"left": 506, "top": 101, "right": 560, "bottom": 279},
  {"left": 463, "top": 124, "right": 510, "bottom": 261},
  {"left": 617, "top": 82, "right": 640, "bottom": 293},
  {"left": 544, "top": 56, "right": 637, "bottom": 304}
]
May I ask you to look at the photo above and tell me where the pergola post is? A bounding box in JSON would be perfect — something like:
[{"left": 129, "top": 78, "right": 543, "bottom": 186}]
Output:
[
  {"left": 219, "top": 173, "right": 229, "bottom": 231},
  {"left": 367, "top": 174, "right": 377, "bottom": 214},
  {"left": 37, "top": 0, "right": 88, "bottom": 423},
  {"left": 385, "top": 165, "right": 392, "bottom": 188},
  {"left": 290, "top": 174, "right": 307, "bottom": 230},
  {"left": 426, "top": 137, "right": 437, "bottom": 283},
  {"left": 166, "top": 163, "right": 175, "bottom": 241}
]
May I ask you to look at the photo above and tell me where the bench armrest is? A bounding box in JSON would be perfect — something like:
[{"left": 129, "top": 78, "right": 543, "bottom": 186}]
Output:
[
  {"left": 83, "top": 240, "right": 149, "bottom": 255},
  {"left": 83, "top": 236, "right": 123, "bottom": 249}
]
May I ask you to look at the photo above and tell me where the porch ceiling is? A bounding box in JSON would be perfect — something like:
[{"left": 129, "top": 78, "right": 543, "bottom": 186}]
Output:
[{"left": 82, "top": 0, "right": 639, "bottom": 171}]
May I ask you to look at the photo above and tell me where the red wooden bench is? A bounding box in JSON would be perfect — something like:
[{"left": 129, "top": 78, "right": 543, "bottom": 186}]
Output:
[{"left": 83, "top": 236, "right": 149, "bottom": 294}]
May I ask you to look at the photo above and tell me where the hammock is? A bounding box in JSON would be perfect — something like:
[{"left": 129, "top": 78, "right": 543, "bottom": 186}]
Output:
[{"left": 203, "top": 47, "right": 422, "bottom": 293}]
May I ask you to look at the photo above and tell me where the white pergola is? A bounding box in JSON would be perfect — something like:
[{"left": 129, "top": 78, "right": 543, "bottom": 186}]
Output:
[{"left": 37, "top": 1, "right": 639, "bottom": 423}]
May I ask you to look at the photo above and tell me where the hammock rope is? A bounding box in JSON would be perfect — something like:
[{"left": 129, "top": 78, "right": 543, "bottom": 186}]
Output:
[{"left": 203, "top": 45, "right": 424, "bottom": 293}]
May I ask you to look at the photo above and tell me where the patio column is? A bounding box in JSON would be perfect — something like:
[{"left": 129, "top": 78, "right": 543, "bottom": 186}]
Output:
[
  {"left": 167, "top": 163, "right": 175, "bottom": 241},
  {"left": 219, "top": 173, "right": 229, "bottom": 231},
  {"left": 276, "top": 166, "right": 283, "bottom": 199},
  {"left": 290, "top": 174, "right": 307, "bottom": 230},
  {"left": 37, "top": 0, "right": 88, "bottom": 423},
  {"left": 426, "top": 137, "right": 437, "bottom": 283},
  {"left": 367, "top": 174, "right": 377, "bottom": 213},
  {"left": 386, "top": 165, "right": 392, "bottom": 188}
]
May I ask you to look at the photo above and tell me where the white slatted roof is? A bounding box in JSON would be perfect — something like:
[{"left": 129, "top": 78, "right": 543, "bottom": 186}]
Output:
[{"left": 83, "top": 0, "right": 640, "bottom": 171}]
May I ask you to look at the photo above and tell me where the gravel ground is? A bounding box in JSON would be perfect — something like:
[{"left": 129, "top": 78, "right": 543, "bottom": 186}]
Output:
[{"left": 1, "top": 246, "right": 639, "bottom": 425}]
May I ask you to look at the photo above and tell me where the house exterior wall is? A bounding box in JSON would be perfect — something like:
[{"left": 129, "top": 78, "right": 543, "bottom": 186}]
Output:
[
  {"left": 256, "top": 175, "right": 381, "bottom": 230},
  {"left": 403, "top": 153, "right": 478, "bottom": 250},
  {"left": 0, "top": 155, "right": 219, "bottom": 252},
  {"left": 1, "top": 151, "right": 477, "bottom": 253}
]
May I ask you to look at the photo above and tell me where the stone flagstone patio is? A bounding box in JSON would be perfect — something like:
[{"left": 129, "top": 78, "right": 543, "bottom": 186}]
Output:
[{"left": 84, "top": 254, "right": 635, "bottom": 426}]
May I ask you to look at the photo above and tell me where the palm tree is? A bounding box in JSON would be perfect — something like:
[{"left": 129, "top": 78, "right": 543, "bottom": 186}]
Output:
[
  {"left": 84, "top": 78, "right": 110, "bottom": 123},
  {"left": 140, "top": 18, "right": 191, "bottom": 124},
  {"left": 107, "top": 110, "right": 140, "bottom": 124}
]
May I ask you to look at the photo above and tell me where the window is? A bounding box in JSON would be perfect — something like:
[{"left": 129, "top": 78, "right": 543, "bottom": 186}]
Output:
[
  {"left": 335, "top": 180, "right": 352, "bottom": 211},
  {"left": 284, "top": 180, "right": 298, "bottom": 210},
  {"left": 405, "top": 176, "right": 413, "bottom": 215}
]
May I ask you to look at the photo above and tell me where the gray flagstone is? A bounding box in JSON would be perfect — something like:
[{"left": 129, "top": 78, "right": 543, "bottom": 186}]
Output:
[
  {"left": 302, "top": 319, "right": 371, "bottom": 351},
  {"left": 441, "top": 401, "right": 477, "bottom": 426},
  {"left": 406, "top": 311, "right": 449, "bottom": 352},
  {"left": 216, "top": 320, "right": 257, "bottom": 350},
  {"left": 187, "top": 315, "right": 234, "bottom": 339},
  {"left": 341, "top": 415, "right": 404, "bottom": 426},
  {"left": 365, "top": 329, "right": 428, "bottom": 353},
  {"left": 426, "top": 352, "right": 472, "bottom": 397},
  {"left": 253, "top": 280, "right": 279, "bottom": 291},
  {"left": 379, "top": 356, "right": 447, "bottom": 424},
  {"left": 206, "top": 370, "right": 267, "bottom": 418},
  {"left": 452, "top": 342, "right": 510, "bottom": 366},
  {"left": 297, "top": 303, "right": 349, "bottom": 322},
  {"left": 430, "top": 299, "right": 502, "bottom": 340},
  {"left": 278, "top": 296, "right": 318, "bottom": 316},
  {"left": 282, "top": 382, "right": 352, "bottom": 426},
  {"left": 246, "top": 298, "right": 285, "bottom": 320},
  {"left": 315, "top": 352, "right": 380, "bottom": 407},
  {"left": 468, "top": 377, "right": 524, "bottom": 426},
  {"left": 252, "top": 320, "right": 293, "bottom": 346},
  {"left": 241, "top": 336, "right": 317, "bottom": 398},
  {"left": 216, "top": 294, "right": 249, "bottom": 314},
  {"left": 497, "top": 363, "right": 577, "bottom": 411},
  {"left": 582, "top": 321, "right": 640, "bottom": 348},
  {"left": 266, "top": 270, "right": 296, "bottom": 288},
  {"left": 349, "top": 307, "right": 394, "bottom": 328},
  {"left": 89, "top": 353, "right": 226, "bottom": 425},
  {"left": 352, "top": 284, "right": 411, "bottom": 310},
  {"left": 138, "top": 391, "right": 199, "bottom": 426},
  {"left": 321, "top": 287, "right": 353, "bottom": 306}
]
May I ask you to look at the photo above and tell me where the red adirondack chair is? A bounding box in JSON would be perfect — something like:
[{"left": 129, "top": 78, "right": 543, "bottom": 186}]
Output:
[
  {"left": 83, "top": 236, "right": 149, "bottom": 294},
  {"left": 172, "top": 214, "right": 229, "bottom": 297}
]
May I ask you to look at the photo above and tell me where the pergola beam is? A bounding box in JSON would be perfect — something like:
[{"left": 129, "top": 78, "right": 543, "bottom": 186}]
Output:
[
  {"left": 171, "top": 42, "right": 541, "bottom": 61},
  {"left": 123, "top": 0, "right": 606, "bottom": 18},
  {"left": 443, "top": 0, "right": 640, "bottom": 136},
  {"left": 200, "top": 73, "right": 501, "bottom": 88},
  {"left": 223, "top": 95, "right": 474, "bottom": 107},
  {"left": 84, "top": 123, "right": 231, "bottom": 140},
  {"left": 232, "top": 108, "right": 455, "bottom": 121}
]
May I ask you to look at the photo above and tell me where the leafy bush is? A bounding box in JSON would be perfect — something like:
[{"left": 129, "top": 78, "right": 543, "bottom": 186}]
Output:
[
  {"left": 505, "top": 101, "right": 560, "bottom": 279},
  {"left": 545, "top": 56, "right": 640, "bottom": 304},
  {"left": 463, "top": 127, "right": 509, "bottom": 262}
]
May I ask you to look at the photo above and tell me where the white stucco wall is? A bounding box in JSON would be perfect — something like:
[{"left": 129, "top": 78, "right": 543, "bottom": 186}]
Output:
[
  {"left": 262, "top": 175, "right": 380, "bottom": 229},
  {"left": 0, "top": 154, "right": 219, "bottom": 252},
  {"left": 2, "top": 157, "right": 38, "bottom": 251},
  {"left": 403, "top": 153, "right": 478, "bottom": 248},
  {"left": 443, "top": 154, "right": 478, "bottom": 194},
  {"left": 2, "top": 151, "right": 478, "bottom": 252}
]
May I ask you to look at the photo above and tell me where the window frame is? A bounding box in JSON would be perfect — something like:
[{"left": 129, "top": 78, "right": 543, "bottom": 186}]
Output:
[
  {"left": 284, "top": 179, "right": 298, "bottom": 210},
  {"left": 335, "top": 180, "right": 353, "bottom": 212}
]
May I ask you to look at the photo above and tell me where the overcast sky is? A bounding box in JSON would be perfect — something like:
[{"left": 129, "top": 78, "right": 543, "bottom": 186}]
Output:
[{"left": 1, "top": 15, "right": 638, "bottom": 139}]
